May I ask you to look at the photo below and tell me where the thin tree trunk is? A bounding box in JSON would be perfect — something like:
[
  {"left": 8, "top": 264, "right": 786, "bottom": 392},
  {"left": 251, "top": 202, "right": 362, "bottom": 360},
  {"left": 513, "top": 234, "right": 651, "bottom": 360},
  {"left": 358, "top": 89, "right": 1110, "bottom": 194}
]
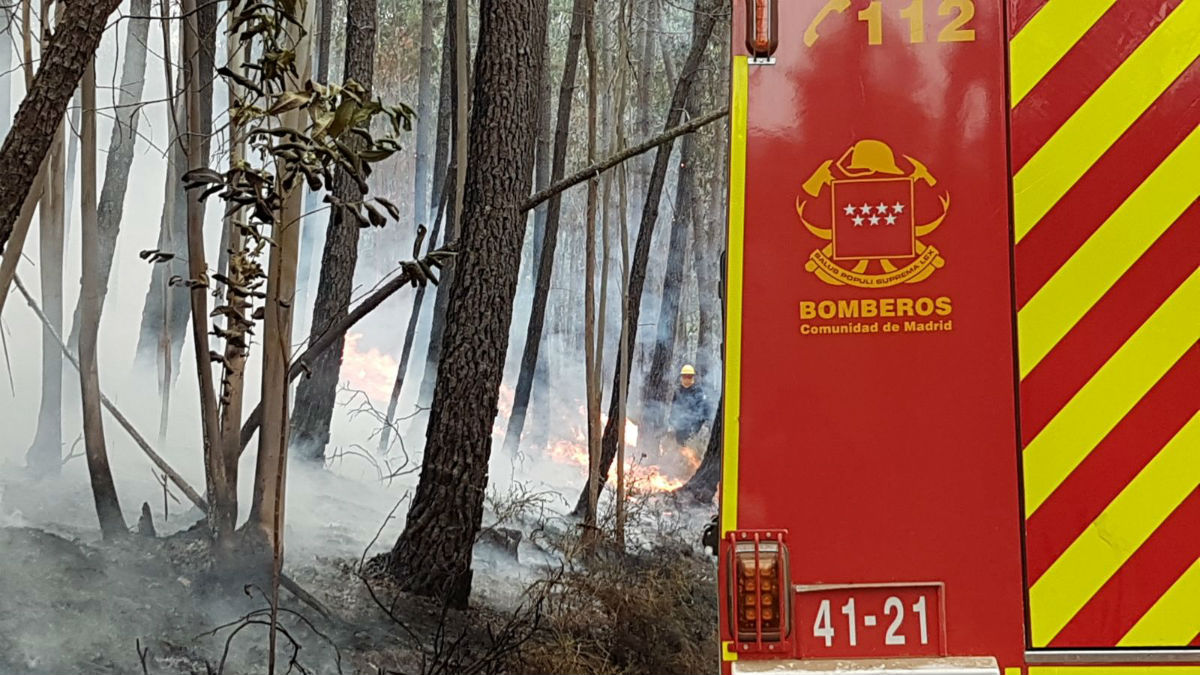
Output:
[
  {"left": 245, "top": 0, "right": 315, "bottom": 551},
  {"left": 66, "top": 0, "right": 152, "bottom": 349},
  {"left": 293, "top": 0, "right": 335, "bottom": 337},
  {"left": 528, "top": 25, "right": 553, "bottom": 292},
  {"left": 638, "top": 87, "right": 698, "bottom": 456},
  {"left": 379, "top": 180, "right": 449, "bottom": 455},
  {"left": 387, "top": 0, "right": 547, "bottom": 607},
  {"left": 613, "top": 0, "right": 632, "bottom": 545},
  {"left": 0, "top": 0, "right": 124, "bottom": 249},
  {"left": 290, "top": 0, "right": 378, "bottom": 463},
  {"left": 134, "top": 0, "right": 216, "bottom": 383},
  {"left": 180, "top": 0, "right": 229, "bottom": 540},
  {"left": 415, "top": 0, "right": 467, "bottom": 410},
  {"left": 500, "top": 0, "right": 593, "bottom": 457},
  {"left": 412, "top": 0, "right": 437, "bottom": 227},
  {"left": 582, "top": 0, "right": 602, "bottom": 541},
  {"left": 78, "top": 59, "right": 127, "bottom": 538},
  {"left": 573, "top": 0, "right": 718, "bottom": 516},
  {"left": 217, "top": 10, "right": 249, "bottom": 523},
  {"left": 25, "top": 0, "right": 66, "bottom": 478},
  {"left": 0, "top": 8, "right": 11, "bottom": 138}
]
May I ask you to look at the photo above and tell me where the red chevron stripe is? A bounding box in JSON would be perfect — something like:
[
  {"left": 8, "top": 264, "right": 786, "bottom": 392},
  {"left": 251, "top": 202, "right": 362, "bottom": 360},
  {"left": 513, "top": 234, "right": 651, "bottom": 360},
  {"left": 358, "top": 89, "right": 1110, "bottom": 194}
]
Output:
[
  {"left": 1010, "top": 0, "right": 1052, "bottom": 35},
  {"left": 1192, "top": 632, "right": 1200, "bottom": 646},
  {"left": 1025, "top": 343, "right": 1200, "bottom": 583},
  {"left": 1011, "top": 0, "right": 1184, "bottom": 171},
  {"left": 1015, "top": 59, "right": 1200, "bottom": 308},
  {"left": 1018, "top": 211, "right": 1200, "bottom": 446},
  {"left": 1048, "top": 486, "right": 1200, "bottom": 647}
]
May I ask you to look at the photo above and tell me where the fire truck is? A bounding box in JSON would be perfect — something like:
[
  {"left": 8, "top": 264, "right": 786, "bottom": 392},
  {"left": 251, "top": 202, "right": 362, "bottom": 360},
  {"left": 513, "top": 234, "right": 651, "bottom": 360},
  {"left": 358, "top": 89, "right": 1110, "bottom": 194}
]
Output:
[{"left": 717, "top": 1, "right": 1200, "bottom": 673}]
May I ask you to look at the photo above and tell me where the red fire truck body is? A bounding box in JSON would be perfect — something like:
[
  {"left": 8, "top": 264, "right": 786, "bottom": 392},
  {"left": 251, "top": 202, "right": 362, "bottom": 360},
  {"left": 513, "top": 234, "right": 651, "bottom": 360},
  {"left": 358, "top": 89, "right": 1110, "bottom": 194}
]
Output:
[{"left": 718, "top": 2, "right": 1200, "bottom": 674}]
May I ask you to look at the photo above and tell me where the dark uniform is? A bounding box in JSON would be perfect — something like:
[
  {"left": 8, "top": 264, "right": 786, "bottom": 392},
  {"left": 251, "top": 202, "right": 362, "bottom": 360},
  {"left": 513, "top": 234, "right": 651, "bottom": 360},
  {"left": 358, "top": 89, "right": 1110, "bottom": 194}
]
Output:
[{"left": 670, "top": 383, "right": 711, "bottom": 446}]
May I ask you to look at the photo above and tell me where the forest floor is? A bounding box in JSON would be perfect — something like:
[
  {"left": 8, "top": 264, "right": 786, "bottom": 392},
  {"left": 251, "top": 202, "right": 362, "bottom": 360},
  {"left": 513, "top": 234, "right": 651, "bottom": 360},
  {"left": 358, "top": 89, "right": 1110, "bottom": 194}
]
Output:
[{"left": 0, "top": 464, "right": 719, "bottom": 675}]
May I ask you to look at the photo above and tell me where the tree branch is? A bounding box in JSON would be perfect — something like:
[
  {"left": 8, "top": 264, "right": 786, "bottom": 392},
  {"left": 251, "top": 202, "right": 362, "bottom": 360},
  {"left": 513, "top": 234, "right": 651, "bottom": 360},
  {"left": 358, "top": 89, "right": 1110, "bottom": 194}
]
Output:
[{"left": 519, "top": 107, "right": 727, "bottom": 213}]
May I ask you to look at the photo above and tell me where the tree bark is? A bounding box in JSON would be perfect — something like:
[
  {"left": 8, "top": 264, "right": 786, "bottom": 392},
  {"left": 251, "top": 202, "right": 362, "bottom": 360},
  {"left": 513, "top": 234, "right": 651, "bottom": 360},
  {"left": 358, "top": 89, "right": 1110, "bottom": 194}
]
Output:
[
  {"left": 415, "top": 0, "right": 467, "bottom": 410},
  {"left": 638, "top": 87, "right": 698, "bottom": 455},
  {"left": 387, "top": 0, "right": 547, "bottom": 607},
  {"left": 67, "top": 0, "right": 152, "bottom": 349},
  {"left": 79, "top": 59, "right": 128, "bottom": 538},
  {"left": 245, "top": 1, "right": 315, "bottom": 551},
  {"left": 412, "top": 0, "right": 437, "bottom": 227},
  {"left": 180, "top": 0, "right": 230, "bottom": 540},
  {"left": 25, "top": 0, "right": 67, "bottom": 477},
  {"left": 293, "top": 0, "right": 335, "bottom": 337},
  {"left": 500, "top": 0, "right": 593, "bottom": 457},
  {"left": 379, "top": 183, "right": 450, "bottom": 455},
  {"left": 133, "top": 0, "right": 216, "bottom": 381},
  {"left": 582, "top": 0, "right": 602, "bottom": 540},
  {"left": 0, "top": 0, "right": 123, "bottom": 251},
  {"left": 290, "top": 0, "right": 378, "bottom": 463},
  {"left": 573, "top": 0, "right": 719, "bottom": 516}
]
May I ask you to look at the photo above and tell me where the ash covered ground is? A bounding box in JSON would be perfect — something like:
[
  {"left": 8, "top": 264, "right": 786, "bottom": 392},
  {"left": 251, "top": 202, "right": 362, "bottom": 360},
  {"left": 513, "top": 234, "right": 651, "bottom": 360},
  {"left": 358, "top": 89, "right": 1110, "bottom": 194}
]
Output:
[{"left": 0, "top": 446, "right": 718, "bottom": 675}]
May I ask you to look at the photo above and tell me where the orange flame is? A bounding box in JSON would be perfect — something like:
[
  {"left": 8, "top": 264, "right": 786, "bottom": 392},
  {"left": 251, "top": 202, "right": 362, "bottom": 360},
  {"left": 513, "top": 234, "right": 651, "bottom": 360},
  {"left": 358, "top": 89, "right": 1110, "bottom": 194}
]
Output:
[{"left": 341, "top": 333, "right": 399, "bottom": 402}]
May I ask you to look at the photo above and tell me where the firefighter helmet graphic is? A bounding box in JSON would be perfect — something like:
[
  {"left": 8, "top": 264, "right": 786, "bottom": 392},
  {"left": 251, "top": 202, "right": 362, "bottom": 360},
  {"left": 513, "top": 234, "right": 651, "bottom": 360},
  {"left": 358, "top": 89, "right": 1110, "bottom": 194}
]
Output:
[{"left": 797, "top": 139, "right": 950, "bottom": 287}]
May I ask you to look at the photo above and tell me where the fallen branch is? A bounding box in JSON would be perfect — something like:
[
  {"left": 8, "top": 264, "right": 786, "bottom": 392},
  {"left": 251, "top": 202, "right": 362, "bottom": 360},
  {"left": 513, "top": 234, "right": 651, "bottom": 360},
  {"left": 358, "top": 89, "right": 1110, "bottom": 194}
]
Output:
[
  {"left": 12, "top": 274, "right": 338, "bottom": 623},
  {"left": 238, "top": 246, "right": 454, "bottom": 452},
  {"left": 520, "top": 107, "right": 727, "bottom": 213}
]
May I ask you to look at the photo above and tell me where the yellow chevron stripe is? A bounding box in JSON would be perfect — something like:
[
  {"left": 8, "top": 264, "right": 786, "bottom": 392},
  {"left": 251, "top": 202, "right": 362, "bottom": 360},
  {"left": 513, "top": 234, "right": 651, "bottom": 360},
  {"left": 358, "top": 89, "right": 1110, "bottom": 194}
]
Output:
[
  {"left": 721, "top": 55, "right": 748, "bottom": 539},
  {"left": 1028, "top": 412, "right": 1200, "bottom": 646},
  {"left": 1030, "top": 669, "right": 1200, "bottom": 674},
  {"left": 1010, "top": 0, "right": 1119, "bottom": 106},
  {"left": 1013, "top": 0, "right": 1200, "bottom": 243},
  {"left": 1018, "top": 125, "right": 1200, "bottom": 379},
  {"left": 1119, "top": 556, "right": 1200, "bottom": 646},
  {"left": 1023, "top": 270, "right": 1200, "bottom": 516}
]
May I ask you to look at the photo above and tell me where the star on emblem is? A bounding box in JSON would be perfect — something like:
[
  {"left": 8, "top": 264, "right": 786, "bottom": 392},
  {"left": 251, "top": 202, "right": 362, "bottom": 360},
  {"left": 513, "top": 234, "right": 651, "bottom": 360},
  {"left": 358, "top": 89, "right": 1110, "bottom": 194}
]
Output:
[
  {"left": 892, "top": 202, "right": 905, "bottom": 214},
  {"left": 885, "top": 214, "right": 897, "bottom": 225},
  {"left": 868, "top": 215, "right": 881, "bottom": 226},
  {"left": 859, "top": 203, "right": 872, "bottom": 214},
  {"left": 876, "top": 202, "right": 888, "bottom": 214},
  {"left": 852, "top": 216, "right": 865, "bottom": 227},
  {"left": 843, "top": 204, "right": 857, "bottom": 216}
]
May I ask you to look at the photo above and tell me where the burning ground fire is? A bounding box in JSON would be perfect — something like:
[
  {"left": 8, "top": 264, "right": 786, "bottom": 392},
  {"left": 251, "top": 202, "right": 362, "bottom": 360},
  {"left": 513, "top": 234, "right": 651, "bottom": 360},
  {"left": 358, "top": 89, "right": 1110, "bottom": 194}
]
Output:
[
  {"left": 340, "top": 342, "right": 701, "bottom": 494},
  {"left": 341, "top": 333, "right": 399, "bottom": 402}
]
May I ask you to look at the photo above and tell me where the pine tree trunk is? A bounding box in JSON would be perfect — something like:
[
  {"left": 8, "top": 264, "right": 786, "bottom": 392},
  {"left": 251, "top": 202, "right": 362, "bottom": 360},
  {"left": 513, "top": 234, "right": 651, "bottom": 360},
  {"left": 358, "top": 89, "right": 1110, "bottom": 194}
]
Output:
[
  {"left": 78, "top": 59, "right": 128, "bottom": 538},
  {"left": 290, "top": 0, "right": 378, "bottom": 463},
  {"left": 415, "top": 0, "right": 466, "bottom": 410},
  {"left": 387, "top": 0, "right": 547, "bottom": 607},
  {"left": 499, "top": 0, "right": 593, "bottom": 457},
  {"left": 573, "top": 0, "right": 718, "bottom": 516},
  {"left": 0, "top": 0, "right": 123, "bottom": 248},
  {"left": 66, "top": 0, "right": 152, "bottom": 349},
  {"left": 638, "top": 87, "right": 698, "bottom": 455}
]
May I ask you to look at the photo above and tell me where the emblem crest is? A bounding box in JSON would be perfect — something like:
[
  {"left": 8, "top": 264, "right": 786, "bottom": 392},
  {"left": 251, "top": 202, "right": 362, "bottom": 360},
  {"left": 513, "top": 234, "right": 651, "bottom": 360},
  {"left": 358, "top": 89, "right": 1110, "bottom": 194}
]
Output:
[{"left": 797, "top": 139, "right": 950, "bottom": 287}]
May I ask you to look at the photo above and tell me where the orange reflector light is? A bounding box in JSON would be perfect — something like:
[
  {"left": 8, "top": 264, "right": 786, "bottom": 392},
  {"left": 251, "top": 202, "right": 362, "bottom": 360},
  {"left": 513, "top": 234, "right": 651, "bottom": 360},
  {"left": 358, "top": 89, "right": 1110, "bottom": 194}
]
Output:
[
  {"left": 744, "top": 0, "right": 778, "bottom": 58},
  {"left": 727, "top": 530, "right": 791, "bottom": 648}
]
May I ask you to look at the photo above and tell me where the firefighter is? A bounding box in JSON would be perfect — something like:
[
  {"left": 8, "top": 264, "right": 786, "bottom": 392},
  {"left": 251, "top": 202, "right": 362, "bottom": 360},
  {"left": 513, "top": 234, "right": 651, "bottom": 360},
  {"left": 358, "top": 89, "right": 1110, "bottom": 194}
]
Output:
[{"left": 669, "top": 364, "right": 711, "bottom": 448}]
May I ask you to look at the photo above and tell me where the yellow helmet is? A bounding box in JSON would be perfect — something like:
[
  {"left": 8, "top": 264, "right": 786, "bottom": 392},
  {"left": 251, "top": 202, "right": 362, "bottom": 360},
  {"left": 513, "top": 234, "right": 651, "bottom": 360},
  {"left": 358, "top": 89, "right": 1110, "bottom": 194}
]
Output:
[
  {"left": 837, "top": 139, "right": 904, "bottom": 177},
  {"left": 680, "top": 364, "right": 696, "bottom": 376}
]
